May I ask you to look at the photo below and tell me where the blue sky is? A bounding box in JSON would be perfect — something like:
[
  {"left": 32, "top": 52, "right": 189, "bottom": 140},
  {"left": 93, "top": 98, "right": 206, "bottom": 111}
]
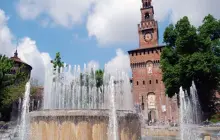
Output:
[{"left": 0, "top": 0, "right": 219, "bottom": 82}]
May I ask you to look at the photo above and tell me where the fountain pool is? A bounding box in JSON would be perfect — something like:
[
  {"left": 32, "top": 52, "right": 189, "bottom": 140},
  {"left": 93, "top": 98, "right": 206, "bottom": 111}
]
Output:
[
  {"left": 25, "top": 64, "right": 141, "bottom": 140},
  {"left": 16, "top": 65, "right": 219, "bottom": 140}
]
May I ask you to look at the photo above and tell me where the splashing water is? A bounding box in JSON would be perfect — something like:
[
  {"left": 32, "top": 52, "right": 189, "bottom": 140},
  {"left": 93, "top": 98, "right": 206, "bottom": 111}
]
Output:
[
  {"left": 108, "top": 76, "right": 119, "bottom": 140},
  {"left": 42, "top": 64, "right": 133, "bottom": 140},
  {"left": 19, "top": 81, "right": 31, "bottom": 140},
  {"left": 179, "top": 81, "right": 202, "bottom": 140},
  {"left": 43, "top": 64, "right": 133, "bottom": 111}
]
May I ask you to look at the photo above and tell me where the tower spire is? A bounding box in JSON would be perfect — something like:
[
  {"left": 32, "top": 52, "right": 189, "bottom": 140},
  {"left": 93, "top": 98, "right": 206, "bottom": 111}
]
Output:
[{"left": 14, "top": 41, "right": 18, "bottom": 58}]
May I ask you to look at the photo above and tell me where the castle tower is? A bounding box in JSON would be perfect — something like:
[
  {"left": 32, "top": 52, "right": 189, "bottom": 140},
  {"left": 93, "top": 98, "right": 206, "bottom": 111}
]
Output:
[
  {"left": 138, "top": 0, "right": 159, "bottom": 48},
  {"left": 128, "top": 0, "right": 178, "bottom": 124}
]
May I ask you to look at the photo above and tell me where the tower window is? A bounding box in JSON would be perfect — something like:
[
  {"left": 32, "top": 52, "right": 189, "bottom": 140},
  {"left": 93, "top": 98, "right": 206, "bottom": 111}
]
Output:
[
  {"left": 149, "top": 80, "right": 152, "bottom": 84},
  {"left": 144, "top": 2, "right": 150, "bottom": 8},
  {"left": 137, "top": 81, "right": 139, "bottom": 85},
  {"left": 145, "top": 13, "right": 150, "bottom": 20},
  {"left": 141, "top": 96, "right": 144, "bottom": 110},
  {"left": 156, "top": 79, "right": 158, "bottom": 84},
  {"left": 143, "top": 81, "right": 145, "bottom": 85}
]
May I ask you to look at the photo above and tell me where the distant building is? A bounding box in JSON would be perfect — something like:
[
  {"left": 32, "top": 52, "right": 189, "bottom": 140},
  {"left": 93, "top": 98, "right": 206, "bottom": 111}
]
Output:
[
  {"left": 30, "top": 87, "right": 43, "bottom": 111},
  {"left": 128, "top": 0, "right": 179, "bottom": 125},
  {"left": 9, "top": 50, "right": 32, "bottom": 121},
  {"left": 10, "top": 50, "right": 32, "bottom": 77}
]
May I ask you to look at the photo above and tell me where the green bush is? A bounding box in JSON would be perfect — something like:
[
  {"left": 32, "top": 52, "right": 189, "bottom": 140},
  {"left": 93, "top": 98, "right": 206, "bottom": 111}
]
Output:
[{"left": 210, "top": 113, "right": 220, "bottom": 123}]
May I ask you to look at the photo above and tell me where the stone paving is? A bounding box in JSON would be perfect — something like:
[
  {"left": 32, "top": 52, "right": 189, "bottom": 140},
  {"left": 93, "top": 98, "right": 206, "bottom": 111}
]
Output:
[{"left": 0, "top": 122, "right": 18, "bottom": 140}]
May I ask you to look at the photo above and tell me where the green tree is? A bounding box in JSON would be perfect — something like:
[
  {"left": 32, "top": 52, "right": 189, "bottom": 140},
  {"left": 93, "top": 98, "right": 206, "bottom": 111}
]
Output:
[
  {"left": 0, "top": 55, "right": 29, "bottom": 121},
  {"left": 95, "top": 69, "right": 104, "bottom": 88},
  {"left": 161, "top": 15, "right": 220, "bottom": 115},
  {"left": 30, "top": 78, "right": 41, "bottom": 96},
  {"left": 0, "top": 55, "right": 28, "bottom": 106},
  {"left": 0, "top": 55, "right": 14, "bottom": 88},
  {"left": 51, "top": 52, "right": 64, "bottom": 72}
]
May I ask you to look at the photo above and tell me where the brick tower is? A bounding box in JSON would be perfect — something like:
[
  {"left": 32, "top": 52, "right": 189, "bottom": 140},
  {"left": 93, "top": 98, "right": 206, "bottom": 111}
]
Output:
[{"left": 128, "top": 0, "right": 178, "bottom": 124}]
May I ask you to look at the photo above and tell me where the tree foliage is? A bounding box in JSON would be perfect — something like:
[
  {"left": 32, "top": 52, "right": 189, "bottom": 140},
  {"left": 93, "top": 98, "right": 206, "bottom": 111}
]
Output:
[
  {"left": 161, "top": 14, "right": 220, "bottom": 114},
  {"left": 30, "top": 78, "right": 41, "bottom": 96},
  {"left": 0, "top": 55, "right": 29, "bottom": 108},
  {"left": 0, "top": 55, "right": 14, "bottom": 88},
  {"left": 79, "top": 69, "right": 104, "bottom": 88},
  {"left": 51, "top": 52, "right": 64, "bottom": 72},
  {"left": 95, "top": 69, "right": 104, "bottom": 88}
]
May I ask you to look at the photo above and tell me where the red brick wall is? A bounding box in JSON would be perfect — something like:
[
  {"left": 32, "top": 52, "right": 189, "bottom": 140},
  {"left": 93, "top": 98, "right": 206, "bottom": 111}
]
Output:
[
  {"left": 129, "top": 48, "right": 179, "bottom": 122},
  {"left": 128, "top": 0, "right": 179, "bottom": 123}
]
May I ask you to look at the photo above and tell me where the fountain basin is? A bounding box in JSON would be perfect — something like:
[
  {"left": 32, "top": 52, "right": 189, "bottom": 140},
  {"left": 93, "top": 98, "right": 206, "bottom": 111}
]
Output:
[{"left": 29, "top": 109, "right": 141, "bottom": 140}]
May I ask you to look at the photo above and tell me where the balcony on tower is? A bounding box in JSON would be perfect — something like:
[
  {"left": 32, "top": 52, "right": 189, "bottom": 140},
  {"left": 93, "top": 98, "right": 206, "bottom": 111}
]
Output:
[{"left": 138, "top": 20, "right": 158, "bottom": 31}]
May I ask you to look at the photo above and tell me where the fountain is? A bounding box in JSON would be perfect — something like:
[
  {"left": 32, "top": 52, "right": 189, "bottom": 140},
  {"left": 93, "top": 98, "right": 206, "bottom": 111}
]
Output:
[
  {"left": 179, "top": 81, "right": 202, "bottom": 140},
  {"left": 27, "top": 64, "right": 141, "bottom": 140},
  {"left": 19, "top": 81, "right": 31, "bottom": 140}
]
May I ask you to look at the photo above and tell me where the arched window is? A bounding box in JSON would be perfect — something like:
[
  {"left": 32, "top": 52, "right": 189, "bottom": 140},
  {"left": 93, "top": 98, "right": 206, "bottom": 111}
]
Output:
[
  {"left": 149, "top": 80, "right": 152, "bottom": 84},
  {"left": 156, "top": 79, "right": 158, "bottom": 84},
  {"left": 137, "top": 81, "right": 139, "bottom": 85},
  {"left": 143, "top": 81, "right": 145, "bottom": 85}
]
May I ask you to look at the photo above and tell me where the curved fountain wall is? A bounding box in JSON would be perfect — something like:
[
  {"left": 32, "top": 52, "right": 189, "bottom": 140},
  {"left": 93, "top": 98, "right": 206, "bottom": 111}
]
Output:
[{"left": 29, "top": 110, "right": 140, "bottom": 140}]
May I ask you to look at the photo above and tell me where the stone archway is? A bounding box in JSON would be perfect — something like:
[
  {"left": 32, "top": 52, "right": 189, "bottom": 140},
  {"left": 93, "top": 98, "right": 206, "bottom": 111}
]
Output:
[
  {"left": 148, "top": 110, "right": 156, "bottom": 123},
  {"left": 147, "top": 93, "right": 157, "bottom": 123}
]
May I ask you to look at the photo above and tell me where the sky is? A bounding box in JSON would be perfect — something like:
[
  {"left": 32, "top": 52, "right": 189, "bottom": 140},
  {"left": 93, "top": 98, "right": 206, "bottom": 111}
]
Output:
[{"left": 0, "top": 0, "right": 220, "bottom": 84}]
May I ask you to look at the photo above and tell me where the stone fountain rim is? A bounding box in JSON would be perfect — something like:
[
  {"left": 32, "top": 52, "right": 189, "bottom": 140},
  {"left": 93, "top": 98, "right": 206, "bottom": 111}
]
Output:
[{"left": 29, "top": 109, "right": 138, "bottom": 118}]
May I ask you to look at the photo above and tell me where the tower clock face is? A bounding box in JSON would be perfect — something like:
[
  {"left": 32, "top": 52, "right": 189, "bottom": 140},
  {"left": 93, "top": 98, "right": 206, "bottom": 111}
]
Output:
[{"left": 144, "top": 33, "right": 153, "bottom": 42}]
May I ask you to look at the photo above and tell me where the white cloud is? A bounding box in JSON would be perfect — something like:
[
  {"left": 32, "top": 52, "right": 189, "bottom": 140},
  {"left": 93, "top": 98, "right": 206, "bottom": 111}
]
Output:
[
  {"left": 41, "top": 52, "right": 51, "bottom": 67},
  {"left": 0, "top": 9, "right": 51, "bottom": 84},
  {"left": 87, "top": 0, "right": 141, "bottom": 45},
  {"left": 0, "top": 9, "right": 15, "bottom": 56},
  {"left": 17, "top": 0, "right": 97, "bottom": 28},
  {"left": 17, "top": 0, "right": 220, "bottom": 45},
  {"left": 105, "top": 49, "right": 131, "bottom": 75},
  {"left": 153, "top": 0, "right": 220, "bottom": 26},
  {"left": 17, "top": 38, "right": 51, "bottom": 84}
]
